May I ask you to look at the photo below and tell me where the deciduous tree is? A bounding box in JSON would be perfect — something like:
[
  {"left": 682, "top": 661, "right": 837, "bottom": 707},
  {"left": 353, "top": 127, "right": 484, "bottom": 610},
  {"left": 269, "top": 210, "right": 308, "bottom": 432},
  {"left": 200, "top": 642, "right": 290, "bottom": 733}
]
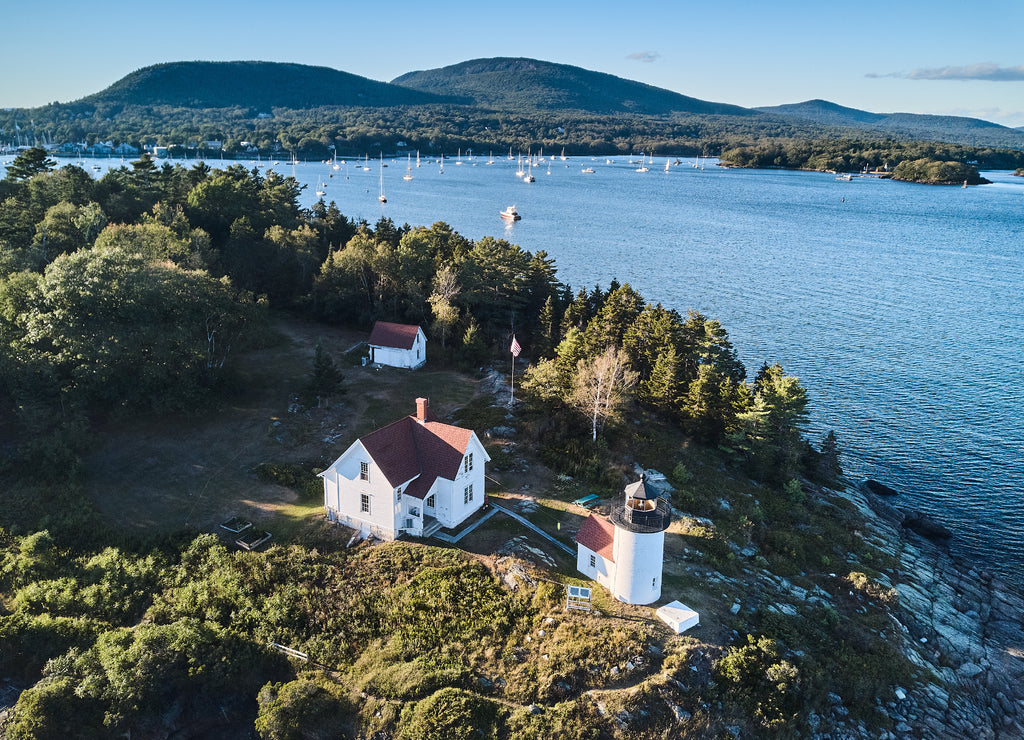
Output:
[{"left": 571, "top": 345, "right": 637, "bottom": 442}]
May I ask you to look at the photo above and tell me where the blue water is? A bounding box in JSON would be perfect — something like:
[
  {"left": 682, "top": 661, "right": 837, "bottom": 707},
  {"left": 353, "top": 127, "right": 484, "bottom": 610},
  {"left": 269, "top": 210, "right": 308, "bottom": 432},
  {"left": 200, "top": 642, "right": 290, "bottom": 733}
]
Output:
[{"left": 7, "top": 153, "right": 1024, "bottom": 581}]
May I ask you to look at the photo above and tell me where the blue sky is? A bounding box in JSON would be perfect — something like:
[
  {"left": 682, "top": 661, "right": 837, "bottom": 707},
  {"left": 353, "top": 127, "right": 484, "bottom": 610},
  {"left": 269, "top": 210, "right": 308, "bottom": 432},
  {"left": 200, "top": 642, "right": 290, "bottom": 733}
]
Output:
[{"left": 4, "top": 0, "right": 1023, "bottom": 127}]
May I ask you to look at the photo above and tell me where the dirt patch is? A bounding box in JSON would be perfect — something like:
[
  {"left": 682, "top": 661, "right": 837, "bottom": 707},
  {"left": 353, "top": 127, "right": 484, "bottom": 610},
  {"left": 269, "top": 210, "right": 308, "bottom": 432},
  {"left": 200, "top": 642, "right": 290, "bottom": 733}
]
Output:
[
  {"left": 82, "top": 317, "right": 363, "bottom": 533},
  {"left": 80, "top": 317, "right": 500, "bottom": 538}
]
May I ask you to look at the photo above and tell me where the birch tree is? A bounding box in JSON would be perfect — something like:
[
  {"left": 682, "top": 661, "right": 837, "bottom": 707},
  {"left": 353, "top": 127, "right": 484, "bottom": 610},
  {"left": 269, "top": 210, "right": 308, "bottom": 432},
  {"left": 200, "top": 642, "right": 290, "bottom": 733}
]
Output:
[
  {"left": 571, "top": 345, "right": 637, "bottom": 442},
  {"left": 427, "top": 264, "right": 460, "bottom": 350}
]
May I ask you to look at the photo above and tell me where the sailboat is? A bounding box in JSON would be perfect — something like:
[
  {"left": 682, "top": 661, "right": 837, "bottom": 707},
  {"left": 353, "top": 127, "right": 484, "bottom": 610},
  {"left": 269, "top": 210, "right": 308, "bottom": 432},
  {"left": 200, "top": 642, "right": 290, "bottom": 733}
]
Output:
[
  {"left": 362, "top": 154, "right": 371, "bottom": 171},
  {"left": 487, "top": 151, "right": 494, "bottom": 165},
  {"left": 560, "top": 147, "right": 567, "bottom": 161},
  {"left": 456, "top": 148, "right": 463, "bottom": 165},
  {"left": 665, "top": 157, "right": 670, "bottom": 173},
  {"left": 439, "top": 154, "right": 444, "bottom": 174},
  {"left": 403, "top": 153, "right": 413, "bottom": 180},
  {"left": 523, "top": 159, "right": 535, "bottom": 183},
  {"left": 378, "top": 155, "right": 387, "bottom": 203},
  {"left": 315, "top": 178, "right": 326, "bottom": 197},
  {"left": 635, "top": 153, "right": 649, "bottom": 173},
  {"left": 515, "top": 154, "right": 525, "bottom": 179},
  {"left": 416, "top": 150, "right": 421, "bottom": 168}
]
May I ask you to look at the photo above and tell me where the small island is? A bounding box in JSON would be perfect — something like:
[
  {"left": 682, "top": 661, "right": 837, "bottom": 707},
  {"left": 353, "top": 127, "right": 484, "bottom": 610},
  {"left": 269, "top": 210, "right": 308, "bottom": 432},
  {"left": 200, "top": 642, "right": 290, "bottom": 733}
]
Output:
[{"left": 885, "top": 158, "right": 990, "bottom": 185}]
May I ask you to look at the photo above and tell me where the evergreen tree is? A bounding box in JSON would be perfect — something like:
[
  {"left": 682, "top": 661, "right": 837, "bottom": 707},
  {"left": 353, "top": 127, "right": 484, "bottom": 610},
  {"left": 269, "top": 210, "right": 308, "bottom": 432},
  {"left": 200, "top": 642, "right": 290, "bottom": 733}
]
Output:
[
  {"left": 818, "top": 429, "right": 842, "bottom": 482},
  {"left": 459, "top": 317, "right": 487, "bottom": 368},
  {"left": 534, "top": 294, "right": 560, "bottom": 359},
  {"left": 560, "top": 288, "right": 590, "bottom": 336},
  {"left": 643, "top": 344, "right": 683, "bottom": 413},
  {"left": 4, "top": 147, "right": 56, "bottom": 181},
  {"left": 308, "top": 341, "right": 344, "bottom": 406}
]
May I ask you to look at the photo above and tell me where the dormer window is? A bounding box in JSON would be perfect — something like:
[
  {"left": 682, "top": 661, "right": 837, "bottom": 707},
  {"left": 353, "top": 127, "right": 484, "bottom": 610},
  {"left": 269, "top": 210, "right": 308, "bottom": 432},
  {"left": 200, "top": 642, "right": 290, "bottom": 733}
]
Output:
[
  {"left": 360, "top": 461, "right": 369, "bottom": 481},
  {"left": 464, "top": 453, "right": 473, "bottom": 473}
]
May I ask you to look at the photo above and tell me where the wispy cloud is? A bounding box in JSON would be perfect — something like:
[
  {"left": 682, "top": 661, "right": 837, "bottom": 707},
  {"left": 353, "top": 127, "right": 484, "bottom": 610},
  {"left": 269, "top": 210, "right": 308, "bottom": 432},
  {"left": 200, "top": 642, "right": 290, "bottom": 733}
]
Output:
[
  {"left": 867, "top": 63, "right": 1024, "bottom": 81},
  {"left": 627, "top": 51, "right": 660, "bottom": 63}
]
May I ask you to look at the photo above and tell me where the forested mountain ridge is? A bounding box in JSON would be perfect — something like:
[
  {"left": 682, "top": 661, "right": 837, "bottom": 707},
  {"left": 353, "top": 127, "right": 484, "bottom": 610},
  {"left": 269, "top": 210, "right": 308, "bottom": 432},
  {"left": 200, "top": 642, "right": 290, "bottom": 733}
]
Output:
[
  {"left": 79, "top": 60, "right": 448, "bottom": 109},
  {"left": 391, "top": 57, "right": 754, "bottom": 116},
  {"left": 757, "top": 99, "right": 1024, "bottom": 149},
  {"left": 3, "top": 59, "right": 1023, "bottom": 160}
]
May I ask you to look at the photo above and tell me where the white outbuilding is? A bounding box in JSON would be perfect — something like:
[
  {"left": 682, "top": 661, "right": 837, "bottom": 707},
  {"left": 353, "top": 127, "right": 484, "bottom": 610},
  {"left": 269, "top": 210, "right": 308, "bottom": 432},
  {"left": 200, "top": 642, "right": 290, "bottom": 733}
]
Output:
[{"left": 367, "top": 321, "right": 426, "bottom": 369}]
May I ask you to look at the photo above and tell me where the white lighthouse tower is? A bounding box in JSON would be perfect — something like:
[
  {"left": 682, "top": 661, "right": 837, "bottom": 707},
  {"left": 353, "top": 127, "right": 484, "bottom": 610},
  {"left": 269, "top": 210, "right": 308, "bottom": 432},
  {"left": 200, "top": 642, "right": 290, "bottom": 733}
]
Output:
[{"left": 575, "top": 474, "right": 672, "bottom": 605}]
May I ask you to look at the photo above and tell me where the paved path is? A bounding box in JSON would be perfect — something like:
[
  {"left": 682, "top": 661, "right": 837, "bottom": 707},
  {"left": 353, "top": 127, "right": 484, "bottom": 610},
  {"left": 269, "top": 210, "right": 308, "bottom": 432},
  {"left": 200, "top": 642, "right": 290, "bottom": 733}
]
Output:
[
  {"left": 432, "top": 507, "right": 499, "bottom": 543},
  {"left": 489, "top": 503, "right": 576, "bottom": 556}
]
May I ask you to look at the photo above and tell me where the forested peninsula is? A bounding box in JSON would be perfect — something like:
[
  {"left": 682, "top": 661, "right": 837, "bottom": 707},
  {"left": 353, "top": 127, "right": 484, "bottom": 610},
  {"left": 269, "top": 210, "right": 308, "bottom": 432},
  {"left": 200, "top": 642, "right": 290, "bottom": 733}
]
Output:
[{"left": 1, "top": 150, "right": 1022, "bottom": 739}]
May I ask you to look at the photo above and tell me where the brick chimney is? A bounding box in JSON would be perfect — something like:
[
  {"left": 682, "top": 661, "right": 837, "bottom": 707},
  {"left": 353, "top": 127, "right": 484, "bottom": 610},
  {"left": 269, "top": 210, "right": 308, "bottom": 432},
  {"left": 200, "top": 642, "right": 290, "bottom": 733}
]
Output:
[{"left": 415, "top": 397, "right": 429, "bottom": 423}]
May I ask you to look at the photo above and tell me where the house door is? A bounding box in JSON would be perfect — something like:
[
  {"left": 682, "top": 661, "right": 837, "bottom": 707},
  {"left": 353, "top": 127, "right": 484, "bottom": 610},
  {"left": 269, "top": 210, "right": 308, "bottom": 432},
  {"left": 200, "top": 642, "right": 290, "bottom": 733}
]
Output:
[{"left": 425, "top": 494, "right": 435, "bottom": 514}]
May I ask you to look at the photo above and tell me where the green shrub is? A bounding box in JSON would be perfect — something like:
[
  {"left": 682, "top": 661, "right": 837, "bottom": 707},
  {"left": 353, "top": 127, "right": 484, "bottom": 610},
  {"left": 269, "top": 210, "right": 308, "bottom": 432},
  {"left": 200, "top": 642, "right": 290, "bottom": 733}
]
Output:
[
  {"left": 255, "top": 676, "right": 353, "bottom": 740},
  {"left": 4, "top": 676, "right": 105, "bottom": 740},
  {"left": 256, "top": 463, "right": 321, "bottom": 498},
  {"left": 398, "top": 687, "right": 499, "bottom": 740},
  {"left": 715, "top": 634, "right": 800, "bottom": 729}
]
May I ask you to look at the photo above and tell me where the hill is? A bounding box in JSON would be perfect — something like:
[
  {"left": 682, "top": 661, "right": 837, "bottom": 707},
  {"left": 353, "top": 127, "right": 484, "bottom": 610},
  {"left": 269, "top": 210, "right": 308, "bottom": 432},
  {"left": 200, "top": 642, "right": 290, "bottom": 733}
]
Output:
[
  {"left": 78, "top": 60, "right": 446, "bottom": 110},
  {"left": 392, "top": 57, "right": 755, "bottom": 116},
  {"left": 757, "top": 99, "right": 1024, "bottom": 148}
]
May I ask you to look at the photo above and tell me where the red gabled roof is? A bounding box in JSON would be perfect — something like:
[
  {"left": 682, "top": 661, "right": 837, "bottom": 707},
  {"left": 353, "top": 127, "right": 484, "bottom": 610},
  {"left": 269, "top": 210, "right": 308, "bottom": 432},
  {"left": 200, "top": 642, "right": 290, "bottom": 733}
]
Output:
[
  {"left": 360, "top": 415, "right": 474, "bottom": 500},
  {"left": 368, "top": 321, "right": 422, "bottom": 350},
  {"left": 576, "top": 514, "right": 616, "bottom": 562}
]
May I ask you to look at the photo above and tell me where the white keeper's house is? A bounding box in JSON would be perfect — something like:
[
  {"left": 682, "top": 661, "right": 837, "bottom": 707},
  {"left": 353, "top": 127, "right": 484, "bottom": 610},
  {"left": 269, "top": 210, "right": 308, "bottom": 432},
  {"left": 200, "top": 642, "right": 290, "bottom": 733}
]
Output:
[
  {"left": 367, "top": 321, "right": 426, "bottom": 369},
  {"left": 320, "top": 398, "right": 490, "bottom": 540}
]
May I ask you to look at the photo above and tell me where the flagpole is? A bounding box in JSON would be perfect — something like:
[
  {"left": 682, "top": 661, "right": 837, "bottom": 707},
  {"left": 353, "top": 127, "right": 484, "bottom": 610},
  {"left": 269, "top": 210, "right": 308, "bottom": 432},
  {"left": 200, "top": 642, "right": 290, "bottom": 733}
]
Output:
[
  {"left": 509, "top": 333, "right": 524, "bottom": 407},
  {"left": 510, "top": 345, "right": 515, "bottom": 406}
]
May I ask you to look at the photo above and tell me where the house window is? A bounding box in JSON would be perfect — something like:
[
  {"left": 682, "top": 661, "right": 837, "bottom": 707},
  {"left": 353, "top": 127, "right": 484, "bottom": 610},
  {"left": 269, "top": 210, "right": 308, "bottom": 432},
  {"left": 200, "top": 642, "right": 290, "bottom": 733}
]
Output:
[
  {"left": 360, "top": 494, "right": 370, "bottom": 514},
  {"left": 464, "top": 453, "right": 473, "bottom": 473},
  {"left": 464, "top": 484, "right": 473, "bottom": 504},
  {"left": 426, "top": 495, "right": 435, "bottom": 508},
  {"left": 359, "top": 461, "right": 369, "bottom": 481},
  {"left": 589, "top": 554, "right": 596, "bottom": 568},
  {"left": 395, "top": 488, "right": 402, "bottom": 502},
  {"left": 405, "top": 518, "right": 413, "bottom": 529}
]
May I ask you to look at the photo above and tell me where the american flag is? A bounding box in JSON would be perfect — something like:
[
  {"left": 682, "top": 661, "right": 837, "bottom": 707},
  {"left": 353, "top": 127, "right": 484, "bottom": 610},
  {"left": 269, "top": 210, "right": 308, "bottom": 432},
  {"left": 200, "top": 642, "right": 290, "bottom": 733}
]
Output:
[{"left": 510, "top": 336, "right": 521, "bottom": 357}]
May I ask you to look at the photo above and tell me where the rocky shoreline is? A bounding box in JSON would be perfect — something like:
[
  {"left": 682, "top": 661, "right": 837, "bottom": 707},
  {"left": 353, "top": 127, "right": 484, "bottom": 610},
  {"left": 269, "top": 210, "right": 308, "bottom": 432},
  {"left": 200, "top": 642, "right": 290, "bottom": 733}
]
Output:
[{"left": 835, "top": 482, "right": 1024, "bottom": 738}]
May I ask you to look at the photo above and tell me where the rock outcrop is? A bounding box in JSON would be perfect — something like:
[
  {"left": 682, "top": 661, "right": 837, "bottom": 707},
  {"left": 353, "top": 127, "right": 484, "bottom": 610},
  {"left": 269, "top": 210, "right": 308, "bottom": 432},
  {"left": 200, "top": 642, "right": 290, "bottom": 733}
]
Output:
[{"left": 839, "top": 484, "right": 1024, "bottom": 738}]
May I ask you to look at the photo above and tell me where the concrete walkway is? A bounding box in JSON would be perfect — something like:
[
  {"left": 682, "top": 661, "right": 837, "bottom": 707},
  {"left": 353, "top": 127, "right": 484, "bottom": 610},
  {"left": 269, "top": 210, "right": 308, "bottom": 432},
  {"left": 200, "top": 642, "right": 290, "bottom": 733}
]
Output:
[
  {"left": 489, "top": 503, "right": 576, "bottom": 556},
  {"left": 432, "top": 507, "right": 499, "bottom": 544}
]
